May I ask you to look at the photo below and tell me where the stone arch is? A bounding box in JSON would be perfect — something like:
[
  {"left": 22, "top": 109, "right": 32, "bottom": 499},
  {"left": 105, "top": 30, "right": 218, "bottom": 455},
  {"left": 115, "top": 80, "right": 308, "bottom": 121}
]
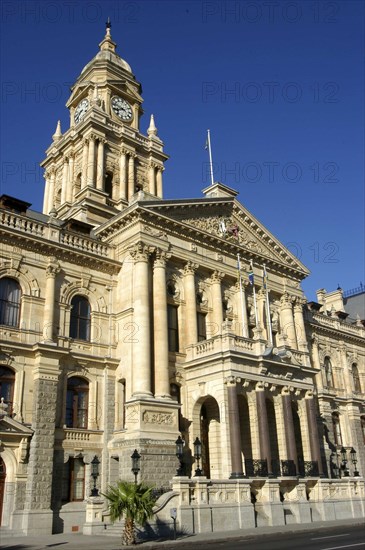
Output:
[
  {"left": 0, "top": 449, "right": 17, "bottom": 528},
  {"left": 60, "top": 281, "right": 102, "bottom": 313},
  {"left": 192, "top": 394, "right": 221, "bottom": 479},
  {"left": 0, "top": 265, "right": 40, "bottom": 297}
]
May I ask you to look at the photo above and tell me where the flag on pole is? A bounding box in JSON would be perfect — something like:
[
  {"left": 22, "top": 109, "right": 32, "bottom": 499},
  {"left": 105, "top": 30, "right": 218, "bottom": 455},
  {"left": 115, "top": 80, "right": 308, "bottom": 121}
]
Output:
[
  {"left": 205, "top": 138, "right": 209, "bottom": 150},
  {"left": 248, "top": 261, "right": 254, "bottom": 285}
]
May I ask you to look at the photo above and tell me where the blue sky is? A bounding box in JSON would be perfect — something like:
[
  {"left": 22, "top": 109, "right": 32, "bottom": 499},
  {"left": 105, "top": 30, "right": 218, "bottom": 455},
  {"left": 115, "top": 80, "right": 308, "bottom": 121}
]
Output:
[{"left": 1, "top": 0, "right": 364, "bottom": 300}]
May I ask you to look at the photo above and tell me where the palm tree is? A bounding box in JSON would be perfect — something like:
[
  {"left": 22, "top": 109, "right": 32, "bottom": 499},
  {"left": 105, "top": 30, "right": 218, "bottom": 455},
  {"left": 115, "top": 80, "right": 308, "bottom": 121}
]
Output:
[{"left": 102, "top": 480, "right": 156, "bottom": 546}]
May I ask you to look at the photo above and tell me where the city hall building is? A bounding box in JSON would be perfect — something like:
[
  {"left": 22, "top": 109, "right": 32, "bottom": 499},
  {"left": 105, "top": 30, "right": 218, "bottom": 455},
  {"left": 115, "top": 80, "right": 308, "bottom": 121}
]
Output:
[{"left": 0, "top": 25, "right": 364, "bottom": 537}]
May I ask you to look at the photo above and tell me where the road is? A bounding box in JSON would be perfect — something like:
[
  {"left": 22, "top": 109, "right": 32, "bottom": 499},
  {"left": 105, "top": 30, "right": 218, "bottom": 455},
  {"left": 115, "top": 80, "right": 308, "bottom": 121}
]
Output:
[
  {"left": 1, "top": 522, "right": 364, "bottom": 550},
  {"left": 157, "top": 525, "right": 365, "bottom": 550}
]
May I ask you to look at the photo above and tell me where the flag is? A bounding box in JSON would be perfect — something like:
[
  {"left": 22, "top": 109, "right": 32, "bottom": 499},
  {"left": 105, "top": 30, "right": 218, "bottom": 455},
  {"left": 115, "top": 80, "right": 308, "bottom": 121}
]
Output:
[
  {"left": 205, "top": 137, "right": 209, "bottom": 150},
  {"left": 248, "top": 261, "right": 254, "bottom": 285}
]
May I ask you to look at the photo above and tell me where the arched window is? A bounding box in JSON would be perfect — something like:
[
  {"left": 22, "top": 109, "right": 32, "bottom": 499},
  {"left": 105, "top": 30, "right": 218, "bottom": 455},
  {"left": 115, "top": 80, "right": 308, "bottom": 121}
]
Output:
[
  {"left": 70, "top": 295, "right": 91, "bottom": 341},
  {"left": 323, "top": 356, "right": 334, "bottom": 389},
  {"left": 66, "top": 377, "right": 89, "bottom": 429},
  {"left": 0, "top": 278, "right": 21, "bottom": 327},
  {"left": 352, "top": 364, "right": 362, "bottom": 393},
  {"left": 332, "top": 413, "right": 342, "bottom": 446},
  {"left": 0, "top": 366, "right": 15, "bottom": 415}
]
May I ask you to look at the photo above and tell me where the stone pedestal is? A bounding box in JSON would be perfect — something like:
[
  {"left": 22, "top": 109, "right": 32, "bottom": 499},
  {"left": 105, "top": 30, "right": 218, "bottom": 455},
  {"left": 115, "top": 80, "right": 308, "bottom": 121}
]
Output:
[{"left": 83, "top": 497, "right": 105, "bottom": 535}]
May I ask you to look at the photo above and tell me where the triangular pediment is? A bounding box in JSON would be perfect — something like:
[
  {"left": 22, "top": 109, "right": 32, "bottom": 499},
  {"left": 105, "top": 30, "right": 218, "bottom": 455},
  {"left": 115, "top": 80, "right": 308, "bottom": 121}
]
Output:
[
  {"left": 0, "top": 415, "right": 33, "bottom": 437},
  {"left": 140, "top": 198, "right": 309, "bottom": 276}
]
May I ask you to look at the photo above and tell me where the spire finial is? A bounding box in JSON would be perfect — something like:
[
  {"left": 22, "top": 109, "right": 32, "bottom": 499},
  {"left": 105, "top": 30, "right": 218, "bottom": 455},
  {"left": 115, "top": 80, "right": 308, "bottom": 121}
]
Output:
[
  {"left": 52, "top": 120, "right": 62, "bottom": 141},
  {"left": 147, "top": 114, "right": 158, "bottom": 137},
  {"left": 100, "top": 17, "right": 116, "bottom": 52},
  {"left": 106, "top": 17, "right": 111, "bottom": 36}
]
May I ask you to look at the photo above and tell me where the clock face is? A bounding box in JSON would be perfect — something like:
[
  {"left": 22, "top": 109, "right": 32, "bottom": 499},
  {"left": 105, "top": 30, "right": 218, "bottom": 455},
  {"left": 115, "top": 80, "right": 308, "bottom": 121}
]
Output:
[
  {"left": 74, "top": 99, "right": 89, "bottom": 124},
  {"left": 111, "top": 96, "right": 133, "bottom": 121}
]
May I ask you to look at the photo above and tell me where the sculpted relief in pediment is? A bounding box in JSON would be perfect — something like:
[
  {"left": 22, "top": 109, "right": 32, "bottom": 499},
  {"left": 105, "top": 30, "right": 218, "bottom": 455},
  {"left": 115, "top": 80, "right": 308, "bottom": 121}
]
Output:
[{"left": 179, "top": 214, "right": 280, "bottom": 261}]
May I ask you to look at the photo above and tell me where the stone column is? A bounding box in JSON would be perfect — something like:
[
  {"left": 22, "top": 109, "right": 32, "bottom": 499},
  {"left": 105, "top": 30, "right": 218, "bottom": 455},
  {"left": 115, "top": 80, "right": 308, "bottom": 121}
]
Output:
[
  {"left": 226, "top": 378, "right": 244, "bottom": 478},
  {"left": 339, "top": 342, "right": 352, "bottom": 395},
  {"left": 119, "top": 150, "right": 127, "bottom": 200},
  {"left": 128, "top": 154, "right": 135, "bottom": 199},
  {"left": 257, "top": 289, "right": 267, "bottom": 340},
  {"left": 22, "top": 357, "right": 60, "bottom": 535},
  {"left": 279, "top": 293, "right": 297, "bottom": 348},
  {"left": 256, "top": 382, "right": 272, "bottom": 475},
  {"left": 87, "top": 135, "right": 96, "bottom": 187},
  {"left": 61, "top": 156, "right": 69, "bottom": 204},
  {"left": 66, "top": 153, "right": 74, "bottom": 202},
  {"left": 311, "top": 335, "right": 323, "bottom": 391},
  {"left": 42, "top": 259, "right": 60, "bottom": 342},
  {"left": 183, "top": 262, "right": 198, "bottom": 346},
  {"left": 149, "top": 163, "right": 156, "bottom": 195},
  {"left": 43, "top": 171, "right": 50, "bottom": 214},
  {"left": 294, "top": 299, "right": 308, "bottom": 351},
  {"left": 96, "top": 139, "right": 105, "bottom": 191},
  {"left": 305, "top": 391, "right": 324, "bottom": 476},
  {"left": 235, "top": 281, "right": 249, "bottom": 337},
  {"left": 210, "top": 271, "right": 224, "bottom": 335},
  {"left": 130, "top": 243, "right": 152, "bottom": 397},
  {"left": 156, "top": 168, "right": 163, "bottom": 197},
  {"left": 281, "top": 387, "right": 298, "bottom": 472},
  {"left": 81, "top": 139, "right": 89, "bottom": 189},
  {"left": 153, "top": 250, "right": 170, "bottom": 399},
  {"left": 47, "top": 169, "right": 56, "bottom": 213}
]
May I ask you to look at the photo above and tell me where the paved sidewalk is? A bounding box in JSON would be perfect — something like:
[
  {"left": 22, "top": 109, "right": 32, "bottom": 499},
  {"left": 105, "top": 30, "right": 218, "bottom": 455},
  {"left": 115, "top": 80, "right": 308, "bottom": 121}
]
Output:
[{"left": 0, "top": 518, "right": 364, "bottom": 550}]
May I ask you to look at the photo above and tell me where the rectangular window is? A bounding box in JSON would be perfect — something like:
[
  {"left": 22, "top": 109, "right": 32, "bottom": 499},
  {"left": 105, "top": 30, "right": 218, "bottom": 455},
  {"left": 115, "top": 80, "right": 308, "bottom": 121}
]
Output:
[
  {"left": 168, "top": 305, "right": 179, "bottom": 352},
  {"left": 197, "top": 312, "right": 207, "bottom": 342},
  {"left": 62, "top": 458, "right": 85, "bottom": 502}
]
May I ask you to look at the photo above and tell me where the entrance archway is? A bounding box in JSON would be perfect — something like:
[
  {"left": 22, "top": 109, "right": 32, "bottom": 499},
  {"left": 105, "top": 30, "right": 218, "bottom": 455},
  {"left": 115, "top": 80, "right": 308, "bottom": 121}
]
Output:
[
  {"left": 0, "top": 457, "right": 6, "bottom": 526},
  {"left": 199, "top": 397, "right": 220, "bottom": 479}
]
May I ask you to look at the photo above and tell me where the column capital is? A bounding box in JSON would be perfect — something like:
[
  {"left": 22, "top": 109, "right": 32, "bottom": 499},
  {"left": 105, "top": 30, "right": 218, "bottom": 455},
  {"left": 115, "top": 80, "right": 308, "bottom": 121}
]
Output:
[
  {"left": 224, "top": 375, "right": 242, "bottom": 387},
  {"left": 305, "top": 389, "right": 316, "bottom": 399},
  {"left": 183, "top": 261, "right": 199, "bottom": 276},
  {"left": 129, "top": 242, "right": 152, "bottom": 263},
  {"left": 280, "top": 292, "right": 294, "bottom": 307},
  {"left": 255, "top": 381, "right": 268, "bottom": 392},
  {"left": 281, "top": 385, "right": 294, "bottom": 396},
  {"left": 46, "top": 259, "right": 60, "bottom": 278},
  {"left": 210, "top": 270, "right": 225, "bottom": 284},
  {"left": 153, "top": 249, "right": 171, "bottom": 268}
]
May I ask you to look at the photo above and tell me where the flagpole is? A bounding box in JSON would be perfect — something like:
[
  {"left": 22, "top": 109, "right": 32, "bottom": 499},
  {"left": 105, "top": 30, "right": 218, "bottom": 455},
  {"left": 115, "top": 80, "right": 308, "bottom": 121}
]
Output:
[
  {"left": 207, "top": 129, "right": 214, "bottom": 186},
  {"left": 250, "top": 260, "right": 259, "bottom": 327},
  {"left": 237, "top": 254, "right": 246, "bottom": 337},
  {"left": 263, "top": 264, "right": 273, "bottom": 345}
]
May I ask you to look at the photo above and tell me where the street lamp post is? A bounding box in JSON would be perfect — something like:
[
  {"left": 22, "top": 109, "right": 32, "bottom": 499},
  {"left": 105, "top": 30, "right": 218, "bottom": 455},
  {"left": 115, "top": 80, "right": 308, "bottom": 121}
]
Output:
[
  {"left": 175, "top": 435, "right": 184, "bottom": 476},
  {"left": 131, "top": 449, "right": 141, "bottom": 485},
  {"left": 193, "top": 437, "right": 203, "bottom": 476},
  {"left": 90, "top": 455, "right": 100, "bottom": 497}
]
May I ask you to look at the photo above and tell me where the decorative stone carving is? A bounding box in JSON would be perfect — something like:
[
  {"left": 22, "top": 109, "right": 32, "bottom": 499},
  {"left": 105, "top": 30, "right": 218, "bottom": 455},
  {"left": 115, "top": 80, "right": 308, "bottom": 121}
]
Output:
[{"left": 142, "top": 411, "right": 174, "bottom": 425}]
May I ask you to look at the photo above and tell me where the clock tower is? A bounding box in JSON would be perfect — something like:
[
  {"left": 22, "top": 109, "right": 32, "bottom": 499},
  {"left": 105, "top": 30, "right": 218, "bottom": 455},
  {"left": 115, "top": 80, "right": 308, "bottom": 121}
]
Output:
[{"left": 41, "top": 22, "right": 168, "bottom": 226}]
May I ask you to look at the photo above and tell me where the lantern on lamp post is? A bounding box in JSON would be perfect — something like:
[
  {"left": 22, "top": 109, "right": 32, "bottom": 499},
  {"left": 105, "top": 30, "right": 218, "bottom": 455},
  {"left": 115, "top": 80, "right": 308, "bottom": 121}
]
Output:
[
  {"left": 131, "top": 449, "right": 141, "bottom": 485},
  {"left": 350, "top": 447, "right": 359, "bottom": 477},
  {"left": 193, "top": 437, "right": 203, "bottom": 476},
  {"left": 90, "top": 455, "right": 100, "bottom": 497}
]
